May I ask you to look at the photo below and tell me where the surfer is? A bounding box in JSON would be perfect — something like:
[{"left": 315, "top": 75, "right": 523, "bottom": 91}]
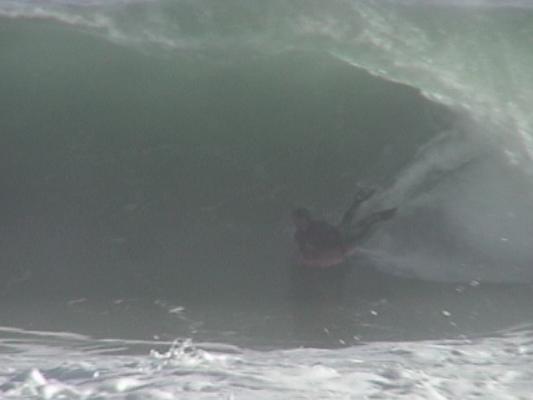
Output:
[
  {"left": 292, "top": 188, "right": 396, "bottom": 269},
  {"left": 290, "top": 187, "right": 396, "bottom": 304},
  {"left": 289, "top": 187, "right": 396, "bottom": 342}
]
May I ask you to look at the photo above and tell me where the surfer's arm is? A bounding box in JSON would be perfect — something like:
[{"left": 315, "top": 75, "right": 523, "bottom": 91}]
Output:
[
  {"left": 339, "top": 187, "right": 376, "bottom": 230},
  {"left": 348, "top": 208, "right": 397, "bottom": 242}
]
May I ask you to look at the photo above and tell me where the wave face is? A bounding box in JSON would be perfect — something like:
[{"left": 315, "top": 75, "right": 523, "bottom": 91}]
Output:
[{"left": 2, "top": 0, "right": 533, "bottom": 303}]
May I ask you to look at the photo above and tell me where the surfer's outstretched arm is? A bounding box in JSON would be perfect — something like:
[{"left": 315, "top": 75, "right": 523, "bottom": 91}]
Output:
[
  {"left": 339, "top": 186, "right": 376, "bottom": 230},
  {"left": 347, "top": 208, "right": 397, "bottom": 243}
]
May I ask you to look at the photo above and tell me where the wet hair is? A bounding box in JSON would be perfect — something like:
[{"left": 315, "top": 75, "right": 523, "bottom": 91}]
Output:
[{"left": 292, "top": 207, "right": 312, "bottom": 220}]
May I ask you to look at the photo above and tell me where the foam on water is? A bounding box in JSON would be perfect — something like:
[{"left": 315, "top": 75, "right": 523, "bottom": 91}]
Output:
[{"left": 1, "top": 326, "right": 533, "bottom": 399}]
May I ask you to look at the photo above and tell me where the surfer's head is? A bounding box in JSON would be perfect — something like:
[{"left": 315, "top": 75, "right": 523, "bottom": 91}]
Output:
[{"left": 292, "top": 207, "right": 312, "bottom": 230}]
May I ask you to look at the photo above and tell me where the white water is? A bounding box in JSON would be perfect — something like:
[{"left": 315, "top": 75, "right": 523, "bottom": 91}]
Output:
[{"left": 1, "top": 325, "right": 532, "bottom": 399}]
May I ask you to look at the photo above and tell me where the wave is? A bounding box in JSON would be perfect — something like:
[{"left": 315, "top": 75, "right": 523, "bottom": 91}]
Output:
[{"left": 1, "top": 0, "right": 533, "bottom": 301}]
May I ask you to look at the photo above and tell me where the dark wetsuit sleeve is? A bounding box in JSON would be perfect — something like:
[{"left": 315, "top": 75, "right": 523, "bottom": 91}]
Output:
[{"left": 344, "top": 208, "right": 397, "bottom": 245}]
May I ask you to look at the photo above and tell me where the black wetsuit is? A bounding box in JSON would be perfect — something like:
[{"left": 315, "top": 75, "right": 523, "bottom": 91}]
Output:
[
  {"left": 290, "top": 208, "right": 396, "bottom": 305},
  {"left": 294, "top": 220, "right": 344, "bottom": 259},
  {"left": 289, "top": 190, "right": 396, "bottom": 340},
  {"left": 291, "top": 220, "right": 350, "bottom": 305}
]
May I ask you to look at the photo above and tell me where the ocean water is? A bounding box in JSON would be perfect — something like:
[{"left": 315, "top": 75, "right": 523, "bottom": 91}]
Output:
[{"left": 2, "top": 0, "right": 533, "bottom": 398}]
